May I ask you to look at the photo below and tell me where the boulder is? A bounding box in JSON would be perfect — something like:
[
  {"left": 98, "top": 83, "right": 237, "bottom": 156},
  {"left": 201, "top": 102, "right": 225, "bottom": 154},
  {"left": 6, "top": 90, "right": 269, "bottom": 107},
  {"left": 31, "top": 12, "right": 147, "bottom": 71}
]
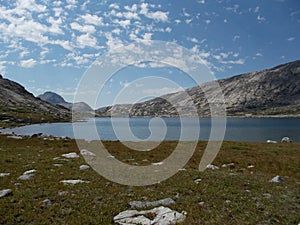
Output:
[
  {"left": 80, "top": 149, "right": 96, "bottom": 156},
  {"left": 281, "top": 137, "right": 292, "bottom": 143},
  {"left": 129, "top": 198, "right": 175, "bottom": 209},
  {"left": 0, "top": 189, "right": 12, "bottom": 198},
  {"left": 60, "top": 179, "right": 89, "bottom": 185},
  {"left": 114, "top": 206, "right": 186, "bottom": 225},
  {"left": 269, "top": 175, "right": 284, "bottom": 183},
  {"left": 0, "top": 173, "right": 10, "bottom": 178},
  {"left": 206, "top": 164, "right": 219, "bottom": 170},
  {"left": 79, "top": 165, "right": 90, "bottom": 170},
  {"left": 61, "top": 152, "right": 79, "bottom": 158}
]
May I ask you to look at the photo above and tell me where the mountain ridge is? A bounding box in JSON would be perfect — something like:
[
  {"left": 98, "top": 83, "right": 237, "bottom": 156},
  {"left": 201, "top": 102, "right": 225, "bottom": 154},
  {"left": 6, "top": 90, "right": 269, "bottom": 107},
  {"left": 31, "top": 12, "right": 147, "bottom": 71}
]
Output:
[
  {"left": 0, "top": 75, "right": 71, "bottom": 128},
  {"left": 97, "top": 60, "right": 300, "bottom": 117}
]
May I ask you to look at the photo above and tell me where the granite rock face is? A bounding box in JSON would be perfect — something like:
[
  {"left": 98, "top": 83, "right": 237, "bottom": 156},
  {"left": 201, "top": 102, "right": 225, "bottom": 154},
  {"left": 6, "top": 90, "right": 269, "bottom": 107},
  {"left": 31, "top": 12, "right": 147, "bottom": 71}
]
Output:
[{"left": 97, "top": 60, "right": 300, "bottom": 117}]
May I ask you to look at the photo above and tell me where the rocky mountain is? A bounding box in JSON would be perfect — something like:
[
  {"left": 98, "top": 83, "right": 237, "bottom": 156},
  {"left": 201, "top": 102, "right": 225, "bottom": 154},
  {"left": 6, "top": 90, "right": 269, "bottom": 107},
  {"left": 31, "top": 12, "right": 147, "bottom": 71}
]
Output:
[
  {"left": 38, "top": 92, "right": 93, "bottom": 112},
  {"left": 37, "top": 91, "right": 66, "bottom": 105},
  {"left": 0, "top": 75, "right": 71, "bottom": 127},
  {"left": 97, "top": 60, "right": 300, "bottom": 117}
]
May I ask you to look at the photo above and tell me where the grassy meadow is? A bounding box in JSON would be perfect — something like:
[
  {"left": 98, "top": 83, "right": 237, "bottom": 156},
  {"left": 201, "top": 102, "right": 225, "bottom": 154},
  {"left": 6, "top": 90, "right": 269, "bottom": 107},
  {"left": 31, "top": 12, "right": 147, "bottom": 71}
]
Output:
[{"left": 0, "top": 134, "right": 299, "bottom": 224}]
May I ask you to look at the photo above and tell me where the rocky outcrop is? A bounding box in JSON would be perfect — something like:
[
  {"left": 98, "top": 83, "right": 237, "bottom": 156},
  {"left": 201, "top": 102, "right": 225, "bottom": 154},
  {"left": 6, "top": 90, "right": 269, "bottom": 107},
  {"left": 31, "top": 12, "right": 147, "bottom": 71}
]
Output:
[
  {"left": 97, "top": 60, "right": 300, "bottom": 117},
  {"left": 0, "top": 76, "right": 70, "bottom": 126}
]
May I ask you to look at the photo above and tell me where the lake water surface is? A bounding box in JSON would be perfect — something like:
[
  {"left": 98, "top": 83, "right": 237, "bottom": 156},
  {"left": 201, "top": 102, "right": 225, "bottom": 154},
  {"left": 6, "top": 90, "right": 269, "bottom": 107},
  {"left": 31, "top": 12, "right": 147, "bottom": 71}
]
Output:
[{"left": 1, "top": 117, "right": 300, "bottom": 142}]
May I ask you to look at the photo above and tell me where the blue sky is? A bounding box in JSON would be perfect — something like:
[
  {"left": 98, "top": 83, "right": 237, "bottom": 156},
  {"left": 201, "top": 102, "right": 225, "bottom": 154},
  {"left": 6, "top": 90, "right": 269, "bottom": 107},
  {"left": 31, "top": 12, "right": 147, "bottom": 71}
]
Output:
[{"left": 0, "top": 0, "right": 299, "bottom": 107}]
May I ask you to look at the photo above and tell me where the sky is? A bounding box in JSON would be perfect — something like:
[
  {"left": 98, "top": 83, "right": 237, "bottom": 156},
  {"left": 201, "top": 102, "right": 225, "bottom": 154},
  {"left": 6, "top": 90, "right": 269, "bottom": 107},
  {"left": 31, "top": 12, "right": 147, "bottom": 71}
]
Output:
[{"left": 0, "top": 0, "right": 299, "bottom": 108}]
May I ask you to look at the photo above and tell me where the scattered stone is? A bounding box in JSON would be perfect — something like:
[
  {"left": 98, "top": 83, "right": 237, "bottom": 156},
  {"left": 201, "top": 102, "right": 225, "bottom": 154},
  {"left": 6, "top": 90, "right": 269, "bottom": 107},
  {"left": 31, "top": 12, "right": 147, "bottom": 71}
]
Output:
[
  {"left": 247, "top": 165, "right": 255, "bottom": 169},
  {"left": 14, "top": 183, "right": 21, "bottom": 186},
  {"left": 53, "top": 164, "right": 63, "bottom": 167},
  {"left": 198, "top": 201, "right": 205, "bottom": 206},
  {"left": 62, "top": 152, "right": 79, "bottom": 158},
  {"left": 194, "top": 178, "right": 202, "bottom": 184},
  {"left": 18, "top": 169, "right": 36, "bottom": 180},
  {"left": 7, "top": 135, "right": 22, "bottom": 140},
  {"left": 53, "top": 157, "right": 61, "bottom": 160},
  {"left": 60, "top": 179, "right": 89, "bottom": 185},
  {"left": 129, "top": 198, "right": 175, "bottom": 209},
  {"left": 221, "top": 163, "right": 235, "bottom": 168},
  {"left": 269, "top": 175, "right": 284, "bottom": 183},
  {"left": 0, "top": 173, "right": 10, "bottom": 178},
  {"left": 114, "top": 206, "right": 186, "bottom": 225},
  {"left": 18, "top": 173, "right": 35, "bottom": 181},
  {"left": 58, "top": 191, "right": 69, "bottom": 196},
  {"left": 79, "top": 165, "right": 90, "bottom": 170},
  {"left": 225, "top": 200, "right": 231, "bottom": 204},
  {"left": 281, "top": 137, "right": 292, "bottom": 143},
  {"left": 23, "top": 169, "right": 36, "bottom": 175},
  {"left": 41, "top": 199, "right": 52, "bottom": 206},
  {"left": 263, "top": 193, "right": 272, "bottom": 198},
  {"left": 206, "top": 164, "right": 219, "bottom": 170},
  {"left": 152, "top": 162, "right": 164, "bottom": 166},
  {"left": 80, "top": 149, "right": 96, "bottom": 156},
  {"left": 266, "top": 140, "right": 277, "bottom": 143},
  {"left": 178, "top": 168, "right": 186, "bottom": 171},
  {"left": 0, "top": 189, "right": 13, "bottom": 198},
  {"left": 106, "top": 155, "right": 115, "bottom": 159}
]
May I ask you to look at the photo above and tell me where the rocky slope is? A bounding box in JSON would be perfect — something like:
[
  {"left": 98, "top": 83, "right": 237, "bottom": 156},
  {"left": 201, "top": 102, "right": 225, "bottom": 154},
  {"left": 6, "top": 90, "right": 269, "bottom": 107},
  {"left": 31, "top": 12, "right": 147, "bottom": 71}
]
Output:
[
  {"left": 38, "top": 92, "right": 92, "bottom": 112},
  {"left": 97, "top": 60, "right": 300, "bottom": 117},
  {"left": 0, "top": 76, "right": 71, "bottom": 127}
]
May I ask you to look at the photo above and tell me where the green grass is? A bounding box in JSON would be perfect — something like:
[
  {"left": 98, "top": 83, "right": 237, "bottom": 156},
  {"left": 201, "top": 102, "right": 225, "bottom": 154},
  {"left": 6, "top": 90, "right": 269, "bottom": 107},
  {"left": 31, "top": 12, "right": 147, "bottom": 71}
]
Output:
[{"left": 0, "top": 135, "right": 299, "bottom": 224}]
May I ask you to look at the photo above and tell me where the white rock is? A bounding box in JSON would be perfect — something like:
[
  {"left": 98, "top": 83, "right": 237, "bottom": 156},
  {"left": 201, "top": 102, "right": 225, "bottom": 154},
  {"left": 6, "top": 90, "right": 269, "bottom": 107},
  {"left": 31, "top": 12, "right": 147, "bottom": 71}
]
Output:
[
  {"left": 269, "top": 175, "right": 284, "bottom": 183},
  {"left": 80, "top": 149, "right": 96, "bottom": 156},
  {"left": 206, "top": 164, "right": 219, "bottom": 170},
  {"left": 152, "top": 162, "right": 164, "bottom": 166},
  {"left": 7, "top": 135, "right": 22, "bottom": 140},
  {"left": 18, "top": 173, "right": 35, "bottom": 180},
  {"left": 23, "top": 169, "right": 36, "bottom": 175},
  {"left": 129, "top": 198, "right": 175, "bottom": 209},
  {"left": 79, "top": 165, "right": 90, "bottom": 170},
  {"left": 221, "top": 163, "right": 235, "bottom": 168},
  {"left": 60, "top": 179, "right": 89, "bottom": 185},
  {"left": 281, "top": 137, "right": 292, "bottom": 143},
  {"left": 62, "top": 152, "right": 79, "bottom": 158},
  {"left": 53, "top": 164, "right": 63, "bottom": 167},
  {"left": 247, "top": 165, "right": 255, "bottom": 169},
  {"left": 194, "top": 178, "right": 202, "bottom": 184},
  {"left": 0, "top": 173, "right": 10, "bottom": 178},
  {"left": 266, "top": 140, "right": 277, "bottom": 143},
  {"left": 114, "top": 206, "right": 186, "bottom": 225},
  {"left": 0, "top": 189, "right": 12, "bottom": 198},
  {"left": 41, "top": 199, "right": 52, "bottom": 206}
]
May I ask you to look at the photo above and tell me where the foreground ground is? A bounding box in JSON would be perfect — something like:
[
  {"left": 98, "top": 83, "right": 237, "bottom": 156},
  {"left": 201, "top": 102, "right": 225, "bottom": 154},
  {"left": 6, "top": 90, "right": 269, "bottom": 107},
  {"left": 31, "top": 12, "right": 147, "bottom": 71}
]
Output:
[{"left": 0, "top": 134, "right": 299, "bottom": 224}]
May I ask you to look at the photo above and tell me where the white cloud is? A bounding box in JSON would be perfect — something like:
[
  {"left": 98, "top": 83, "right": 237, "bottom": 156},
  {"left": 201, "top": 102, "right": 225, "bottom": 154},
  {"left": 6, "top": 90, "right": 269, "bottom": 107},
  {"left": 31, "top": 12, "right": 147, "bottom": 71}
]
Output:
[
  {"left": 232, "top": 35, "right": 240, "bottom": 41},
  {"left": 254, "top": 6, "right": 260, "bottom": 13},
  {"left": 47, "top": 17, "right": 64, "bottom": 34},
  {"left": 143, "top": 87, "right": 183, "bottom": 95},
  {"left": 70, "top": 22, "right": 96, "bottom": 33},
  {"left": 187, "top": 37, "right": 199, "bottom": 43},
  {"left": 105, "top": 33, "right": 124, "bottom": 50},
  {"left": 109, "top": 3, "right": 120, "bottom": 9},
  {"left": 76, "top": 33, "right": 97, "bottom": 48},
  {"left": 113, "top": 19, "right": 131, "bottom": 28},
  {"left": 197, "top": 0, "right": 205, "bottom": 4},
  {"left": 257, "top": 15, "right": 266, "bottom": 23},
  {"left": 287, "top": 37, "right": 295, "bottom": 41},
  {"left": 140, "top": 3, "right": 169, "bottom": 22},
  {"left": 125, "top": 4, "right": 138, "bottom": 12},
  {"left": 16, "top": 0, "right": 46, "bottom": 12},
  {"left": 20, "top": 58, "right": 37, "bottom": 68},
  {"left": 80, "top": 14, "right": 104, "bottom": 26}
]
